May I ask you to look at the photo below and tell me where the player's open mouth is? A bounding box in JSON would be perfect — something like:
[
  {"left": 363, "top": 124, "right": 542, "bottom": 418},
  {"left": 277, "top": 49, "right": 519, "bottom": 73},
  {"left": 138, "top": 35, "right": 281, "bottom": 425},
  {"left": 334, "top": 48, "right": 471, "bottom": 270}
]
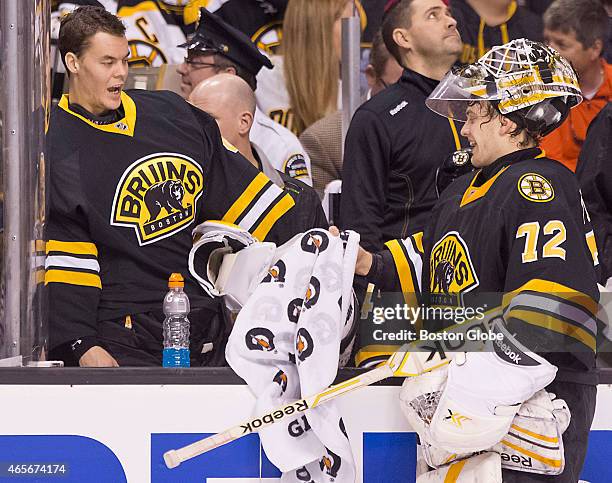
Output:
[{"left": 108, "top": 85, "right": 122, "bottom": 94}]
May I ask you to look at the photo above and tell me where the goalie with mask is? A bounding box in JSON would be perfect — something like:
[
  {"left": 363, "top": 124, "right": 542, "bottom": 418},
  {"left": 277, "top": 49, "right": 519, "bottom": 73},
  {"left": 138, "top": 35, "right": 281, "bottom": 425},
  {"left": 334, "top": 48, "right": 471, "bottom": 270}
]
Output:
[{"left": 357, "top": 39, "right": 601, "bottom": 482}]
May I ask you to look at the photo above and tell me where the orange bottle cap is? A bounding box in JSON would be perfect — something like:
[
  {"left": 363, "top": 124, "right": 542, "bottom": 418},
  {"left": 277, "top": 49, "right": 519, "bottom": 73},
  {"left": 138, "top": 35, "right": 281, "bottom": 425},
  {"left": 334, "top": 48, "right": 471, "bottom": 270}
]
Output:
[{"left": 168, "top": 273, "right": 184, "bottom": 288}]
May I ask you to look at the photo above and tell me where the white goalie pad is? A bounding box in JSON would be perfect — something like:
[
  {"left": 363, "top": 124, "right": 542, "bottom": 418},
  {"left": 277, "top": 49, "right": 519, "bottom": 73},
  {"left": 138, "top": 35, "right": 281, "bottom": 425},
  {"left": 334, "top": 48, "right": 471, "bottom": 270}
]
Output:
[
  {"left": 493, "top": 390, "right": 570, "bottom": 475},
  {"left": 429, "top": 319, "right": 556, "bottom": 453},
  {"left": 188, "top": 221, "right": 276, "bottom": 310},
  {"left": 409, "top": 390, "right": 570, "bottom": 476},
  {"left": 400, "top": 319, "right": 557, "bottom": 455},
  {"left": 416, "top": 452, "right": 502, "bottom": 483}
]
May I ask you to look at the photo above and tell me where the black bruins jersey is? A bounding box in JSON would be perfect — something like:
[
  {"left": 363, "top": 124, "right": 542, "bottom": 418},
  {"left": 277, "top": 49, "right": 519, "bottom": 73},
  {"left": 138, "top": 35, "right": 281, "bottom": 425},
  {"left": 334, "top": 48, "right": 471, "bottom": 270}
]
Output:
[
  {"left": 366, "top": 148, "right": 601, "bottom": 383},
  {"left": 451, "top": 0, "right": 543, "bottom": 65},
  {"left": 46, "top": 89, "right": 301, "bottom": 350}
]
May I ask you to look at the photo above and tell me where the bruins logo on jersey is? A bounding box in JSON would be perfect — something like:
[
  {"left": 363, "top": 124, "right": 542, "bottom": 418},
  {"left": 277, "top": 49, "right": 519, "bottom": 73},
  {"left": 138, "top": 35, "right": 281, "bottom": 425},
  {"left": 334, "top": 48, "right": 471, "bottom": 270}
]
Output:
[
  {"left": 111, "top": 153, "right": 204, "bottom": 245},
  {"left": 518, "top": 173, "right": 554, "bottom": 202},
  {"left": 430, "top": 232, "right": 479, "bottom": 305}
]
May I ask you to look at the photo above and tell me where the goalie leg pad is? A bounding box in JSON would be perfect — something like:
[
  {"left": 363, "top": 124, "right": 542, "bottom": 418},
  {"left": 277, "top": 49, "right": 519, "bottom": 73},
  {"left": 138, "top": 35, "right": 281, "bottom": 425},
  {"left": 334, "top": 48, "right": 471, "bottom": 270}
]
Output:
[
  {"left": 416, "top": 452, "right": 502, "bottom": 483},
  {"left": 429, "top": 319, "right": 557, "bottom": 453},
  {"left": 494, "top": 390, "right": 570, "bottom": 476}
]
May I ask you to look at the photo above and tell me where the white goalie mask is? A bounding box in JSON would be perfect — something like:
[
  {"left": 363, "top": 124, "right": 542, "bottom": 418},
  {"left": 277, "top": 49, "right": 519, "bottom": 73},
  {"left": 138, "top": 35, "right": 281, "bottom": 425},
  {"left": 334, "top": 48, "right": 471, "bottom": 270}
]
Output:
[{"left": 426, "top": 39, "right": 583, "bottom": 136}]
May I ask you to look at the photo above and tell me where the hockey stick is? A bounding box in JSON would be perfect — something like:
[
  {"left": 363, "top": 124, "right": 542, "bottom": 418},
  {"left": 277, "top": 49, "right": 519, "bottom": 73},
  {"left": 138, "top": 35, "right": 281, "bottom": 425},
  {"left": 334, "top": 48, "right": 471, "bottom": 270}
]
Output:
[
  {"left": 163, "top": 312, "right": 497, "bottom": 468},
  {"left": 163, "top": 360, "right": 393, "bottom": 468}
]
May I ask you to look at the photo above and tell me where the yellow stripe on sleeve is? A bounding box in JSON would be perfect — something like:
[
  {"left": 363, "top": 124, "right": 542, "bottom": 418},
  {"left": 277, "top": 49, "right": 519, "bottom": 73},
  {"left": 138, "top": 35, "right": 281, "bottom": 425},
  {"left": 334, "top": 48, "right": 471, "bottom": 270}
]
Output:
[
  {"left": 252, "top": 194, "right": 295, "bottom": 241},
  {"left": 45, "top": 269, "right": 102, "bottom": 289},
  {"left": 46, "top": 240, "right": 98, "bottom": 257},
  {"left": 503, "top": 279, "right": 598, "bottom": 318},
  {"left": 384, "top": 239, "right": 419, "bottom": 308},
  {"left": 586, "top": 231, "right": 599, "bottom": 266},
  {"left": 412, "top": 232, "right": 424, "bottom": 254},
  {"left": 222, "top": 173, "right": 269, "bottom": 224},
  {"left": 507, "top": 308, "right": 596, "bottom": 351}
]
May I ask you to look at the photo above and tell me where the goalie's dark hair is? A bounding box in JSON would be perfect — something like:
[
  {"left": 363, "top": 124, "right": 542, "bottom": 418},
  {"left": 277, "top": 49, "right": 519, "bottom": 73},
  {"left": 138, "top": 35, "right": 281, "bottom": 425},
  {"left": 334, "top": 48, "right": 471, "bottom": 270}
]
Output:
[
  {"left": 58, "top": 6, "right": 126, "bottom": 75},
  {"left": 475, "top": 101, "right": 545, "bottom": 149}
]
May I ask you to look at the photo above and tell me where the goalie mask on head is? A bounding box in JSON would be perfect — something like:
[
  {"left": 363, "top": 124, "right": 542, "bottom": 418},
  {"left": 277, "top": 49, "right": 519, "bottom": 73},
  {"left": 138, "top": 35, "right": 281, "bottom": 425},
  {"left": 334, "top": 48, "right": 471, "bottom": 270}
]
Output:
[{"left": 426, "top": 39, "right": 582, "bottom": 137}]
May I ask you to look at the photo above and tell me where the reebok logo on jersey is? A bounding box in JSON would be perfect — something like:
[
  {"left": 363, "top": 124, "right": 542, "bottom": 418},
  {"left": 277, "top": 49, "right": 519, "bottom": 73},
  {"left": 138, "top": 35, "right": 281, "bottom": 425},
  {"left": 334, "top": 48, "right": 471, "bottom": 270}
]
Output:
[
  {"left": 493, "top": 331, "right": 539, "bottom": 366},
  {"left": 110, "top": 153, "right": 204, "bottom": 246},
  {"left": 389, "top": 100, "right": 408, "bottom": 116},
  {"left": 495, "top": 338, "right": 522, "bottom": 364}
]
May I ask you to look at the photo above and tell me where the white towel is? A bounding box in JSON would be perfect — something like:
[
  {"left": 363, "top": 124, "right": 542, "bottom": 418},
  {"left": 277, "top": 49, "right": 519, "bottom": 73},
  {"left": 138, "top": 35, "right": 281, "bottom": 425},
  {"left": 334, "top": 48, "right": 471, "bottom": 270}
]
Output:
[{"left": 226, "top": 229, "right": 359, "bottom": 482}]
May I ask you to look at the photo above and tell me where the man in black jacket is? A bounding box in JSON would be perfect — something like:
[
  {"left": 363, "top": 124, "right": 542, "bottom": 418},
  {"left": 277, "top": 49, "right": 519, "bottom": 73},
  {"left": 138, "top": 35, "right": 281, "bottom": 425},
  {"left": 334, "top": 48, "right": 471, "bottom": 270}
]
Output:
[
  {"left": 576, "top": 102, "right": 612, "bottom": 287},
  {"left": 340, "top": 0, "right": 469, "bottom": 254}
]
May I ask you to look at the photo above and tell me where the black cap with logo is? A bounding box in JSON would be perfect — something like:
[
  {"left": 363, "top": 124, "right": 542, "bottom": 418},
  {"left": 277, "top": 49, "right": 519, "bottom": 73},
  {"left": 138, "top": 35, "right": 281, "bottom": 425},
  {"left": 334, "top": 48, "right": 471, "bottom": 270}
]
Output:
[{"left": 178, "top": 8, "right": 273, "bottom": 76}]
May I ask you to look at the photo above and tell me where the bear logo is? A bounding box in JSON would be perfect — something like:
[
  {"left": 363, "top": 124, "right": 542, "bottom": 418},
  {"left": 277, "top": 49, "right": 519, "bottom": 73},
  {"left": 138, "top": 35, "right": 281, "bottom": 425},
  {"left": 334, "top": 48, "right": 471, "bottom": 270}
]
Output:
[
  {"left": 433, "top": 261, "right": 455, "bottom": 295},
  {"left": 143, "top": 180, "right": 185, "bottom": 222}
]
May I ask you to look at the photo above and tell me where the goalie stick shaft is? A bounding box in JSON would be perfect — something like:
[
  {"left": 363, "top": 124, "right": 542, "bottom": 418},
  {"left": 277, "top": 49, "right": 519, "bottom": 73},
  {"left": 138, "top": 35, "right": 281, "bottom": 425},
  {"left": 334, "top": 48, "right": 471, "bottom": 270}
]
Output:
[
  {"left": 164, "top": 311, "right": 499, "bottom": 468},
  {"left": 163, "top": 363, "right": 394, "bottom": 468}
]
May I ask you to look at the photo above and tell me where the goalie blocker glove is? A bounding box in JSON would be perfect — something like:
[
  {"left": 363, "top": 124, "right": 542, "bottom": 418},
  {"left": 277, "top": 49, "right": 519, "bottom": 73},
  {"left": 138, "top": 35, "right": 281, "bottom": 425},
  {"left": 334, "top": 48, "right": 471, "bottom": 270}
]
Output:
[{"left": 401, "top": 318, "right": 556, "bottom": 454}]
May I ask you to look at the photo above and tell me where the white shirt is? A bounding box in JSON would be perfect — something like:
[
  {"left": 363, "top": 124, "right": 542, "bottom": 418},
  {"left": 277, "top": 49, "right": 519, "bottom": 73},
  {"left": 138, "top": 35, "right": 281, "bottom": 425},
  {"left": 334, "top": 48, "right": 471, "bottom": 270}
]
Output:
[
  {"left": 250, "top": 107, "right": 313, "bottom": 186},
  {"left": 255, "top": 55, "right": 293, "bottom": 130}
]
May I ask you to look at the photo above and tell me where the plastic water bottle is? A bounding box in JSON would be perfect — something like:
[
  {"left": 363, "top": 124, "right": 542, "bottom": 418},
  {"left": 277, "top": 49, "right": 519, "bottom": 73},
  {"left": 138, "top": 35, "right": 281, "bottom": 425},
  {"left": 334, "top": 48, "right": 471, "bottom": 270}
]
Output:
[{"left": 162, "top": 273, "right": 191, "bottom": 367}]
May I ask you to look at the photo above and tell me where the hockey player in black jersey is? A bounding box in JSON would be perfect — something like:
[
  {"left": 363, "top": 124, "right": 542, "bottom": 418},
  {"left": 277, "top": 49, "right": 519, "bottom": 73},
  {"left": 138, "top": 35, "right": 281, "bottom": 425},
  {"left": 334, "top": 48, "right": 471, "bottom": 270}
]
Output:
[
  {"left": 355, "top": 39, "right": 601, "bottom": 481},
  {"left": 47, "top": 6, "right": 316, "bottom": 367}
]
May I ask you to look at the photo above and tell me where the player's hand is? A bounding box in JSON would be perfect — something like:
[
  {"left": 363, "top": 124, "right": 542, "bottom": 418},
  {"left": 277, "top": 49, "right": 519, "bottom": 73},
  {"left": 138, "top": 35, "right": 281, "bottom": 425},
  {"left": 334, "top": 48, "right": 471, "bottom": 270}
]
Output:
[
  {"left": 355, "top": 246, "right": 373, "bottom": 276},
  {"left": 79, "top": 346, "right": 119, "bottom": 367},
  {"left": 329, "top": 226, "right": 373, "bottom": 275}
]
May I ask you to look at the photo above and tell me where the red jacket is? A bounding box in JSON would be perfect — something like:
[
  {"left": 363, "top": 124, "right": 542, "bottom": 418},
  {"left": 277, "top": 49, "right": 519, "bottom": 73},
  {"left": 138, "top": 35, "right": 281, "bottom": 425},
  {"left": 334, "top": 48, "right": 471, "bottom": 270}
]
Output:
[{"left": 541, "top": 60, "right": 612, "bottom": 172}]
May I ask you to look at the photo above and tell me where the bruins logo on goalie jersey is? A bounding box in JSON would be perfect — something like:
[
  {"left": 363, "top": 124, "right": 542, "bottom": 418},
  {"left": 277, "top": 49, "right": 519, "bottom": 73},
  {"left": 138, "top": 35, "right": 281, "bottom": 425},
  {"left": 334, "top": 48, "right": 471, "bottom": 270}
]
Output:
[
  {"left": 111, "top": 152, "right": 204, "bottom": 245},
  {"left": 430, "top": 231, "right": 479, "bottom": 306}
]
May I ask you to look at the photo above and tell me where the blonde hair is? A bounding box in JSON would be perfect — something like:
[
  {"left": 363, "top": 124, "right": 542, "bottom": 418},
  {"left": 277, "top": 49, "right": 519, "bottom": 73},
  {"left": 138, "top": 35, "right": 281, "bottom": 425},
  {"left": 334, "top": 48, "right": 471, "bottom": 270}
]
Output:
[{"left": 283, "top": 0, "right": 349, "bottom": 135}]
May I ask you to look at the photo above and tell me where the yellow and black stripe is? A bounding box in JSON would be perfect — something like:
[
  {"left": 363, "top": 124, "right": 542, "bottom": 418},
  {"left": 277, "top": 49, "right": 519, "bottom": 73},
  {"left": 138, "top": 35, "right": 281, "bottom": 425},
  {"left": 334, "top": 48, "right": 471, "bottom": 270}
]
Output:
[
  {"left": 33, "top": 239, "right": 46, "bottom": 285},
  {"left": 45, "top": 240, "right": 101, "bottom": 289},
  {"left": 503, "top": 279, "right": 598, "bottom": 351},
  {"left": 384, "top": 234, "right": 423, "bottom": 308},
  {"left": 222, "top": 172, "right": 295, "bottom": 241}
]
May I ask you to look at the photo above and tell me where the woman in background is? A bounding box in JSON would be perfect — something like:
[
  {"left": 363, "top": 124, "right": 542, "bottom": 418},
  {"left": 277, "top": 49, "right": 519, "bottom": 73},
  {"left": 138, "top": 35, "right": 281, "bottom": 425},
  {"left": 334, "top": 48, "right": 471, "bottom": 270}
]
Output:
[{"left": 282, "top": 0, "right": 355, "bottom": 135}]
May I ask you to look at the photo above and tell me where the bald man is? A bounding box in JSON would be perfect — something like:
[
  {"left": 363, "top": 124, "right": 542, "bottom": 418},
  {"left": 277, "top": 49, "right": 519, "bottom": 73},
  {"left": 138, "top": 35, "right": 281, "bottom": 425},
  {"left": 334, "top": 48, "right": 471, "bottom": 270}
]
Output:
[
  {"left": 190, "top": 74, "right": 328, "bottom": 227},
  {"left": 189, "top": 74, "right": 270, "bottom": 176}
]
